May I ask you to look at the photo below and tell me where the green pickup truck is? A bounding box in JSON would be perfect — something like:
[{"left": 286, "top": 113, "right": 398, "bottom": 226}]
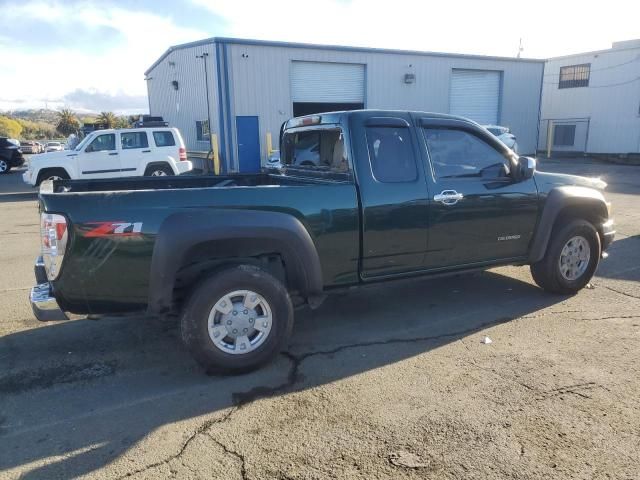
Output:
[{"left": 31, "top": 110, "right": 615, "bottom": 373}]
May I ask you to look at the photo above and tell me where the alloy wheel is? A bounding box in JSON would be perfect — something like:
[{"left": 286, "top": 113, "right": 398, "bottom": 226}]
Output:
[
  {"left": 207, "top": 290, "right": 272, "bottom": 355},
  {"left": 559, "top": 235, "right": 591, "bottom": 281}
]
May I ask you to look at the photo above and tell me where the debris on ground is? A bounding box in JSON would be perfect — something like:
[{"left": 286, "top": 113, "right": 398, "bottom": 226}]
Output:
[
  {"left": 481, "top": 336, "right": 493, "bottom": 344},
  {"left": 389, "top": 451, "right": 430, "bottom": 469}
]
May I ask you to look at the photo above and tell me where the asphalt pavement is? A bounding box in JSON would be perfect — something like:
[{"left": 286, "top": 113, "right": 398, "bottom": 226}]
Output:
[{"left": 1, "top": 157, "right": 639, "bottom": 479}]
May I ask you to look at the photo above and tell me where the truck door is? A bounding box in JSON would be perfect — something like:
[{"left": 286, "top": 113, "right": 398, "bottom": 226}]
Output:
[
  {"left": 351, "top": 112, "right": 430, "bottom": 278},
  {"left": 78, "top": 133, "right": 121, "bottom": 178},
  {"left": 418, "top": 119, "right": 538, "bottom": 268}
]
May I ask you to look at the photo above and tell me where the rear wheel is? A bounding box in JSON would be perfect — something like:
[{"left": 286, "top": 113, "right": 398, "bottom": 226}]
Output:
[
  {"left": 530, "top": 219, "right": 600, "bottom": 294},
  {"left": 0, "top": 159, "right": 10, "bottom": 174},
  {"left": 181, "top": 265, "right": 294, "bottom": 374},
  {"left": 144, "top": 164, "right": 174, "bottom": 177}
]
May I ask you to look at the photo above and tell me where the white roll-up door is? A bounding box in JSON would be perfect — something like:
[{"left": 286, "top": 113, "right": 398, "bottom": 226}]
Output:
[
  {"left": 291, "top": 61, "right": 365, "bottom": 103},
  {"left": 449, "top": 69, "right": 501, "bottom": 125}
]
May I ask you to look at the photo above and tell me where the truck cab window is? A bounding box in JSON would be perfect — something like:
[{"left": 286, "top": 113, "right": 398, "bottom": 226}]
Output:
[
  {"left": 423, "top": 128, "right": 510, "bottom": 179},
  {"left": 365, "top": 126, "right": 417, "bottom": 183},
  {"left": 282, "top": 129, "right": 348, "bottom": 173}
]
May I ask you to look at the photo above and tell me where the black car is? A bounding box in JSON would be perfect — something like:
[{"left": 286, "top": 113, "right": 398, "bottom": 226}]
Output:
[{"left": 0, "top": 137, "right": 25, "bottom": 174}]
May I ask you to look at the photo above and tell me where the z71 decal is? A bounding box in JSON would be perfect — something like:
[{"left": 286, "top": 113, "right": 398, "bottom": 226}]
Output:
[{"left": 83, "top": 221, "right": 143, "bottom": 238}]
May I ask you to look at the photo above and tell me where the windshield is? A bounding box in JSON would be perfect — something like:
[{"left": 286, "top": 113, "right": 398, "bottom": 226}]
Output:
[{"left": 74, "top": 134, "right": 93, "bottom": 151}]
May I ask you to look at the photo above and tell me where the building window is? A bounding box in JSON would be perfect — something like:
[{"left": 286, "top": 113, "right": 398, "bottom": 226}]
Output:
[
  {"left": 196, "top": 120, "right": 210, "bottom": 142},
  {"left": 558, "top": 64, "right": 590, "bottom": 89},
  {"left": 553, "top": 124, "right": 576, "bottom": 146}
]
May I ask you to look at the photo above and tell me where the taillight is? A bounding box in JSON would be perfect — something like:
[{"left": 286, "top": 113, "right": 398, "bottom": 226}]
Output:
[
  {"left": 41, "top": 213, "right": 68, "bottom": 279},
  {"left": 179, "top": 147, "right": 187, "bottom": 161}
]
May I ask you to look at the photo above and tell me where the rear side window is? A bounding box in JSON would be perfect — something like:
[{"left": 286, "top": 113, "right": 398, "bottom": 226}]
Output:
[
  {"left": 121, "top": 132, "right": 149, "bottom": 149},
  {"left": 153, "top": 131, "right": 175, "bottom": 147},
  {"left": 281, "top": 129, "right": 348, "bottom": 173},
  {"left": 365, "top": 126, "right": 417, "bottom": 182}
]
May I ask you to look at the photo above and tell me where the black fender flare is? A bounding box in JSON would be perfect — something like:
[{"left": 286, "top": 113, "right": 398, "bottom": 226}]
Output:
[
  {"left": 147, "top": 209, "right": 323, "bottom": 314},
  {"left": 528, "top": 186, "right": 608, "bottom": 263}
]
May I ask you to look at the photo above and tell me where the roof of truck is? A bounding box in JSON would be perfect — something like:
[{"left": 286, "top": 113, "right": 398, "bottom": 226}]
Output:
[{"left": 283, "top": 110, "right": 478, "bottom": 130}]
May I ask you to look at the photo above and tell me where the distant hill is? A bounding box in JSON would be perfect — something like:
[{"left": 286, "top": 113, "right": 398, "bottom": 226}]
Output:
[{"left": 6, "top": 108, "right": 61, "bottom": 125}]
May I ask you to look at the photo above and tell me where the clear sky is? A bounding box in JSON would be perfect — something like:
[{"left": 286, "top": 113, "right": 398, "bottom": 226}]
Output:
[{"left": 1, "top": 0, "right": 638, "bottom": 114}]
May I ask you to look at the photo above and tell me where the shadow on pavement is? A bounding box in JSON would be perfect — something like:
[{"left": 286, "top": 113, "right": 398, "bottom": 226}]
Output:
[
  {"left": 0, "top": 192, "right": 38, "bottom": 203},
  {"left": 0, "top": 270, "right": 566, "bottom": 478},
  {"left": 595, "top": 235, "right": 640, "bottom": 281}
]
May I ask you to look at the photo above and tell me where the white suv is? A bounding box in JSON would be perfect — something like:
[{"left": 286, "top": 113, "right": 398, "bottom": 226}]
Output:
[{"left": 23, "top": 127, "right": 192, "bottom": 186}]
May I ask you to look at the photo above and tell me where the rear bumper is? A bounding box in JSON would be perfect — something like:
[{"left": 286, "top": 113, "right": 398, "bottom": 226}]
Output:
[
  {"left": 30, "top": 256, "right": 67, "bottom": 321},
  {"left": 601, "top": 219, "right": 615, "bottom": 253},
  {"left": 175, "top": 160, "right": 193, "bottom": 175}
]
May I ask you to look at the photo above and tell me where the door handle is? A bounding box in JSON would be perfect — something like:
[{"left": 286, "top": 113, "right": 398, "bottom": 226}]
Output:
[
  {"left": 142, "top": 150, "right": 151, "bottom": 153},
  {"left": 434, "top": 190, "right": 464, "bottom": 205},
  {"left": 109, "top": 152, "right": 118, "bottom": 156}
]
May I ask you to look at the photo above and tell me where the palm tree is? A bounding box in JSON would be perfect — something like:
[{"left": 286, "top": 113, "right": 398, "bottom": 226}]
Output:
[
  {"left": 56, "top": 108, "right": 79, "bottom": 136},
  {"left": 115, "top": 116, "right": 130, "bottom": 129},
  {"left": 97, "top": 111, "right": 117, "bottom": 129}
]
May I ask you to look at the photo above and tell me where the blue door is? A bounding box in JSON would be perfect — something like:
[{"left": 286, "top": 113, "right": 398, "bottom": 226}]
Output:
[{"left": 236, "top": 116, "right": 261, "bottom": 172}]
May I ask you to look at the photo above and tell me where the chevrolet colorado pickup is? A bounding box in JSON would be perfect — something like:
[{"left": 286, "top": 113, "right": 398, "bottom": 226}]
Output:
[{"left": 30, "top": 110, "right": 615, "bottom": 373}]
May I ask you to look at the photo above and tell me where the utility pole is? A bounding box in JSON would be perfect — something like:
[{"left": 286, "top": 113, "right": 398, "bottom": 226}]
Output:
[
  {"left": 196, "top": 52, "right": 213, "bottom": 173},
  {"left": 517, "top": 38, "right": 524, "bottom": 59}
]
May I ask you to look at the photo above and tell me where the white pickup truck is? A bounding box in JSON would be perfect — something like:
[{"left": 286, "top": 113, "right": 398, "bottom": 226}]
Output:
[{"left": 23, "top": 127, "right": 193, "bottom": 186}]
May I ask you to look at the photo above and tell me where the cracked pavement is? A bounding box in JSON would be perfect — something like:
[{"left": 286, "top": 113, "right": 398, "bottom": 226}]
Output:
[{"left": 1, "top": 157, "right": 639, "bottom": 479}]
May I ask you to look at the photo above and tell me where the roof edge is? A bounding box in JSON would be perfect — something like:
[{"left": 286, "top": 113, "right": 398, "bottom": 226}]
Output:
[
  {"left": 547, "top": 43, "right": 640, "bottom": 61},
  {"left": 145, "top": 37, "right": 215, "bottom": 76},
  {"left": 144, "top": 36, "right": 545, "bottom": 75}
]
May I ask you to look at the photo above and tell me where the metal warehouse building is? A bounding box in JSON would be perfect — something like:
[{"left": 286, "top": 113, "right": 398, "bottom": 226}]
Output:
[
  {"left": 145, "top": 37, "right": 544, "bottom": 172},
  {"left": 539, "top": 39, "right": 640, "bottom": 156}
]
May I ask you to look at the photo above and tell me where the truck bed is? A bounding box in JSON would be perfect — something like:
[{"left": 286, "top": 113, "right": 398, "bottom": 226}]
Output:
[{"left": 51, "top": 172, "right": 348, "bottom": 193}]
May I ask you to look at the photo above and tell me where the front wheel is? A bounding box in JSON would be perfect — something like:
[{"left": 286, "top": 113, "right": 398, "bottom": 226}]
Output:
[
  {"left": 181, "top": 265, "right": 294, "bottom": 374},
  {"left": 530, "top": 219, "right": 601, "bottom": 294},
  {"left": 0, "top": 159, "right": 11, "bottom": 174}
]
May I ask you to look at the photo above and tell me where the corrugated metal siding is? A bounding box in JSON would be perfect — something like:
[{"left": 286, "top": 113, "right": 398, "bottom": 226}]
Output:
[
  {"left": 290, "top": 61, "right": 365, "bottom": 102},
  {"left": 147, "top": 40, "right": 544, "bottom": 163},
  {"left": 449, "top": 69, "right": 501, "bottom": 124},
  {"left": 146, "top": 42, "right": 219, "bottom": 151},
  {"left": 540, "top": 46, "right": 640, "bottom": 154},
  {"left": 229, "top": 43, "right": 543, "bottom": 156}
]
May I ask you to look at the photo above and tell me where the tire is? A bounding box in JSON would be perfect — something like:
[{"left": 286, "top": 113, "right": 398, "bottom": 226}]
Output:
[
  {"left": 181, "top": 264, "right": 294, "bottom": 374},
  {"left": 530, "top": 219, "right": 601, "bottom": 294},
  {"left": 0, "top": 159, "right": 11, "bottom": 174},
  {"left": 144, "top": 164, "right": 174, "bottom": 177},
  {"left": 36, "top": 168, "right": 69, "bottom": 185}
]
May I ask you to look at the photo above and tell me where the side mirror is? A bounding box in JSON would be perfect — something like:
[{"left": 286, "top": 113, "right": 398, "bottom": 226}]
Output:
[
  {"left": 518, "top": 156, "right": 536, "bottom": 180},
  {"left": 85, "top": 144, "right": 94, "bottom": 153}
]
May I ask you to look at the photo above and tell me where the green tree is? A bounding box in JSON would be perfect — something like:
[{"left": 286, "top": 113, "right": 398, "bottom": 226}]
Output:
[
  {"left": 115, "top": 116, "right": 130, "bottom": 129},
  {"left": 0, "top": 116, "right": 23, "bottom": 138},
  {"left": 56, "top": 109, "right": 80, "bottom": 136},
  {"left": 97, "top": 111, "right": 117, "bottom": 129}
]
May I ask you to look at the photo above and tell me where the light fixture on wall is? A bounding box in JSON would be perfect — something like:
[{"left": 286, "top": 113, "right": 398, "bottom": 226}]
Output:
[
  {"left": 171, "top": 80, "right": 179, "bottom": 90},
  {"left": 404, "top": 73, "right": 416, "bottom": 84}
]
